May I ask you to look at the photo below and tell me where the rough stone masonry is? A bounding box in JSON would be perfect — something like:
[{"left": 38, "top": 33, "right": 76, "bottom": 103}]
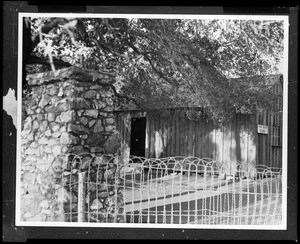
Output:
[{"left": 20, "top": 66, "right": 123, "bottom": 222}]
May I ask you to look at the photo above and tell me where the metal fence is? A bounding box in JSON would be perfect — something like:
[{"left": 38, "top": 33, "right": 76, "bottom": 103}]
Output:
[{"left": 62, "top": 154, "right": 282, "bottom": 225}]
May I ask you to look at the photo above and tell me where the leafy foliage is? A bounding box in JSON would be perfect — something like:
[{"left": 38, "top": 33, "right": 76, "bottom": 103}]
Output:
[{"left": 25, "top": 17, "right": 284, "bottom": 126}]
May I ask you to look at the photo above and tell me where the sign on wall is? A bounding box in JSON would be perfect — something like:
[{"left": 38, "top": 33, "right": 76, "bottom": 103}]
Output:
[{"left": 257, "top": 124, "right": 269, "bottom": 134}]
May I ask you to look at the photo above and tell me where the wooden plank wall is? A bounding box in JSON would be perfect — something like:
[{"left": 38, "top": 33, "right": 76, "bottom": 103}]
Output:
[
  {"left": 145, "top": 113, "right": 258, "bottom": 165},
  {"left": 256, "top": 80, "right": 283, "bottom": 168},
  {"left": 115, "top": 102, "right": 282, "bottom": 168},
  {"left": 257, "top": 111, "right": 282, "bottom": 168}
]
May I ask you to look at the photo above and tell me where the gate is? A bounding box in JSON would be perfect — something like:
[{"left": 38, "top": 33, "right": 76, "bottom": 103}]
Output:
[{"left": 63, "top": 154, "right": 282, "bottom": 225}]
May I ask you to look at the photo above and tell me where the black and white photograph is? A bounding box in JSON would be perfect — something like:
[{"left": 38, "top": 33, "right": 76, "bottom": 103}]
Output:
[{"left": 13, "top": 12, "right": 289, "bottom": 230}]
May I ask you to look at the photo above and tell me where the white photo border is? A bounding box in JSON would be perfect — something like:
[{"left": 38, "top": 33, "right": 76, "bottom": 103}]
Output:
[{"left": 16, "top": 12, "right": 289, "bottom": 230}]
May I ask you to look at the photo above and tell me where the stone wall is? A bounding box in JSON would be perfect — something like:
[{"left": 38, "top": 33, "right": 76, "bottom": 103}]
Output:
[{"left": 20, "top": 67, "right": 123, "bottom": 222}]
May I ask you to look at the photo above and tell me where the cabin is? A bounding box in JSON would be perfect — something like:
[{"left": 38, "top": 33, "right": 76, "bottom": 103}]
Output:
[{"left": 115, "top": 74, "right": 283, "bottom": 169}]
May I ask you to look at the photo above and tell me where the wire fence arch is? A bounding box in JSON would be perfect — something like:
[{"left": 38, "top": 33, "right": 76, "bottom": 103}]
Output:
[{"left": 60, "top": 154, "right": 282, "bottom": 225}]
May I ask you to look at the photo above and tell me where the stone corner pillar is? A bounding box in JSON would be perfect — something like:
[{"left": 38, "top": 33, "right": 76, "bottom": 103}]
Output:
[{"left": 20, "top": 67, "right": 123, "bottom": 222}]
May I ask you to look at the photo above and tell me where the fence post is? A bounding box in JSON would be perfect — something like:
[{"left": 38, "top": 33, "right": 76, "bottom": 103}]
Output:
[{"left": 78, "top": 172, "right": 86, "bottom": 222}]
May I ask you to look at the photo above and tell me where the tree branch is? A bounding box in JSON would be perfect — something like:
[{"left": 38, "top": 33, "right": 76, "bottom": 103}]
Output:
[
  {"left": 31, "top": 18, "right": 69, "bottom": 52},
  {"left": 125, "top": 39, "right": 179, "bottom": 87}
]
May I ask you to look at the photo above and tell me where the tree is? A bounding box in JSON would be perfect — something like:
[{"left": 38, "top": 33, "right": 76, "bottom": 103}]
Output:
[{"left": 23, "top": 17, "right": 284, "bottom": 126}]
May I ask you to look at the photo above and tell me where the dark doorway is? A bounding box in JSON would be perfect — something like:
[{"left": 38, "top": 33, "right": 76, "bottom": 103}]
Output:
[{"left": 130, "top": 117, "right": 146, "bottom": 157}]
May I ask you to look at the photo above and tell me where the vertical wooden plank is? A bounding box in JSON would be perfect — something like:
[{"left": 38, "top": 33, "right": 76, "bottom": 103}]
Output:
[
  {"left": 163, "top": 118, "right": 169, "bottom": 157},
  {"left": 168, "top": 117, "right": 172, "bottom": 157},
  {"left": 149, "top": 116, "right": 155, "bottom": 158},
  {"left": 147, "top": 114, "right": 151, "bottom": 158},
  {"left": 176, "top": 117, "right": 179, "bottom": 156},
  {"left": 152, "top": 116, "right": 156, "bottom": 158},
  {"left": 215, "top": 121, "right": 223, "bottom": 163},
  {"left": 173, "top": 117, "right": 176, "bottom": 156},
  {"left": 157, "top": 117, "right": 162, "bottom": 158},
  {"left": 223, "top": 120, "right": 231, "bottom": 164},
  {"left": 156, "top": 115, "right": 160, "bottom": 158},
  {"left": 154, "top": 116, "right": 158, "bottom": 158},
  {"left": 208, "top": 120, "right": 215, "bottom": 160},
  {"left": 199, "top": 116, "right": 205, "bottom": 158},
  {"left": 193, "top": 120, "right": 197, "bottom": 156},
  {"left": 202, "top": 116, "right": 209, "bottom": 158},
  {"left": 178, "top": 113, "right": 182, "bottom": 156},
  {"left": 179, "top": 113, "right": 185, "bottom": 156},
  {"left": 270, "top": 112, "right": 274, "bottom": 168},
  {"left": 236, "top": 113, "right": 245, "bottom": 163},
  {"left": 242, "top": 114, "right": 249, "bottom": 163},
  {"left": 188, "top": 120, "right": 195, "bottom": 156},
  {"left": 175, "top": 116, "right": 180, "bottom": 156},
  {"left": 196, "top": 117, "right": 200, "bottom": 158},
  {"left": 214, "top": 122, "right": 219, "bottom": 162},
  {"left": 171, "top": 118, "right": 175, "bottom": 157},
  {"left": 193, "top": 119, "right": 200, "bottom": 157},
  {"left": 187, "top": 118, "right": 194, "bottom": 156},
  {"left": 230, "top": 115, "right": 237, "bottom": 162},
  {"left": 199, "top": 117, "right": 203, "bottom": 158},
  {"left": 238, "top": 113, "right": 243, "bottom": 163},
  {"left": 279, "top": 144, "right": 282, "bottom": 168},
  {"left": 234, "top": 113, "right": 239, "bottom": 162},
  {"left": 164, "top": 118, "right": 169, "bottom": 157},
  {"left": 239, "top": 113, "right": 244, "bottom": 163},
  {"left": 182, "top": 116, "right": 186, "bottom": 157},
  {"left": 145, "top": 114, "right": 150, "bottom": 158},
  {"left": 245, "top": 114, "right": 249, "bottom": 164},
  {"left": 162, "top": 117, "right": 167, "bottom": 157},
  {"left": 267, "top": 110, "right": 271, "bottom": 167},
  {"left": 248, "top": 114, "right": 258, "bottom": 165},
  {"left": 184, "top": 115, "right": 188, "bottom": 156},
  {"left": 215, "top": 122, "right": 219, "bottom": 161},
  {"left": 178, "top": 113, "right": 185, "bottom": 156},
  {"left": 195, "top": 118, "right": 199, "bottom": 158},
  {"left": 184, "top": 116, "right": 190, "bottom": 156},
  {"left": 169, "top": 118, "right": 173, "bottom": 157},
  {"left": 184, "top": 114, "right": 188, "bottom": 157},
  {"left": 156, "top": 115, "right": 161, "bottom": 158},
  {"left": 206, "top": 118, "right": 211, "bottom": 158},
  {"left": 170, "top": 117, "right": 174, "bottom": 156},
  {"left": 194, "top": 118, "right": 200, "bottom": 158},
  {"left": 242, "top": 114, "right": 247, "bottom": 164}
]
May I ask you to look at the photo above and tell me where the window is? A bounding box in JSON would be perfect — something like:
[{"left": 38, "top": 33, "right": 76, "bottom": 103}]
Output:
[{"left": 271, "top": 125, "right": 281, "bottom": 147}]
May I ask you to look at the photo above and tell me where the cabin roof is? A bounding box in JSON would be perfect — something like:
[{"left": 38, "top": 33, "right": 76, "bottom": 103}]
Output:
[
  {"left": 229, "top": 74, "right": 282, "bottom": 86},
  {"left": 114, "top": 74, "right": 283, "bottom": 112}
]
